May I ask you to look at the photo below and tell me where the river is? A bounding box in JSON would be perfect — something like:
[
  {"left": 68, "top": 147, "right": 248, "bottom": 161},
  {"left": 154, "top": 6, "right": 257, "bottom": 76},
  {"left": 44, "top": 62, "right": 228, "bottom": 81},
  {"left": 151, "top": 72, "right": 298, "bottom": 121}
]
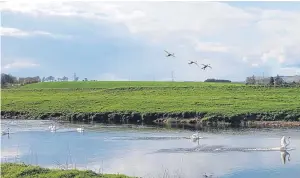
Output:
[{"left": 1, "top": 119, "right": 300, "bottom": 178}]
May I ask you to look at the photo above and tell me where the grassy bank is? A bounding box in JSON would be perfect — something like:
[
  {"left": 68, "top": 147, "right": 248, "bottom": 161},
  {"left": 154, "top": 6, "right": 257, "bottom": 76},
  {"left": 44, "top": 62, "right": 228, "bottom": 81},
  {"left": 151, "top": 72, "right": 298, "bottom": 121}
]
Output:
[
  {"left": 0, "top": 163, "right": 133, "bottom": 178},
  {"left": 1, "top": 81, "right": 300, "bottom": 123}
]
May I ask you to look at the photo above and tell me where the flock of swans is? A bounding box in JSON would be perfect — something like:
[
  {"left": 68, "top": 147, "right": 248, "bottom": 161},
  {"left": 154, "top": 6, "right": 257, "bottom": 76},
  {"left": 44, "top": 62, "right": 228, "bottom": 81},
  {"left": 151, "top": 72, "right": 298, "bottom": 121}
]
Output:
[
  {"left": 1, "top": 124, "right": 85, "bottom": 136},
  {"left": 1, "top": 123, "right": 294, "bottom": 156},
  {"left": 190, "top": 132, "right": 292, "bottom": 152},
  {"left": 48, "top": 123, "right": 84, "bottom": 133},
  {"left": 2, "top": 124, "right": 292, "bottom": 152}
]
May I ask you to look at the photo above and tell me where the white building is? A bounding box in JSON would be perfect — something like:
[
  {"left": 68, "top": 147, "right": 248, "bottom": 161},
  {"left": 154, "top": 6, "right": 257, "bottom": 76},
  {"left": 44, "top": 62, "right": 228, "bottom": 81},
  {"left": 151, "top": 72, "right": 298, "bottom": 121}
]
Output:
[
  {"left": 280, "top": 75, "right": 300, "bottom": 83},
  {"left": 246, "top": 75, "right": 300, "bottom": 85}
]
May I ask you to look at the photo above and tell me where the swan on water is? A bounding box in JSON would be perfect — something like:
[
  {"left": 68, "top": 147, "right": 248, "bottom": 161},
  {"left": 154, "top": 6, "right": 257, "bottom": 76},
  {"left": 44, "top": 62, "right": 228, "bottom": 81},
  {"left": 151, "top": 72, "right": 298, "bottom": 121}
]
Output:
[
  {"left": 1, "top": 128, "right": 10, "bottom": 136},
  {"left": 280, "top": 136, "right": 291, "bottom": 150},
  {"left": 48, "top": 124, "right": 57, "bottom": 132},
  {"left": 190, "top": 131, "right": 202, "bottom": 141},
  {"left": 76, "top": 125, "right": 84, "bottom": 132}
]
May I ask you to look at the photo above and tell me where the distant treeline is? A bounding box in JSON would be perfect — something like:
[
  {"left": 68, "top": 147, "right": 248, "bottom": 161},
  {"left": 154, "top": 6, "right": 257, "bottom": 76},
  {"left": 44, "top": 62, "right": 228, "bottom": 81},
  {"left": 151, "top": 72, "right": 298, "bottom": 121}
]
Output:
[
  {"left": 1, "top": 73, "right": 71, "bottom": 88},
  {"left": 1, "top": 73, "right": 41, "bottom": 88},
  {"left": 245, "top": 74, "right": 300, "bottom": 87},
  {"left": 204, "top": 78, "right": 231, "bottom": 83}
]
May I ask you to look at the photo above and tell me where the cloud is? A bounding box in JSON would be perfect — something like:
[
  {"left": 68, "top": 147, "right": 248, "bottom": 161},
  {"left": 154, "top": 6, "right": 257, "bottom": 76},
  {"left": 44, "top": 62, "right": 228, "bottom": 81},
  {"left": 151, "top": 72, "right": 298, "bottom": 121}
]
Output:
[
  {"left": 194, "top": 41, "right": 231, "bottom": 53},
  {"left": 0, "top": 27, "right": 72, "bottom": 39},
  {"left": 1, "top": 58, "right": 40, "bottom": 71},
  {"left": 1, "top": 1, "right": 300, "bottom": 80}
]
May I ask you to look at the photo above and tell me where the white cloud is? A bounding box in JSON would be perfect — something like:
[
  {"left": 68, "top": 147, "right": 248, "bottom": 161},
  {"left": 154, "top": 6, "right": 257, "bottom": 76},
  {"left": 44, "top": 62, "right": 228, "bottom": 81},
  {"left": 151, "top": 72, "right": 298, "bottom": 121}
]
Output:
[
  {"left": 194, "top": 41, "right": 231, "bottom": 53},
  {"left": 1, "top": 1, "right": 300, "bottom": 80},
  {"left": 1, "top": 59, "right": 40, "bottom": 71},
  {"left": 0, "top": 27, "right": 72, "bottom": 39},
  {"left": 242, "top": 56, "right": 248, "bottom": 62}
]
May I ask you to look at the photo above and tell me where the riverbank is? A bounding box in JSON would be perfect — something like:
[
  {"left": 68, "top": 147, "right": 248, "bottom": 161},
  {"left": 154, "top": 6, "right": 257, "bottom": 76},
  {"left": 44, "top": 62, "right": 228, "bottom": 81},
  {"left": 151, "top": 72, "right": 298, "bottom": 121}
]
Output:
[
  {"left": 2, "top": 110, "right": 300, "bottom": 127},
  {"left": 1, "top": 81, "right": 300, "bottom": 127},
  {"left": 0, "top": 163, "right": 134, "bottom": 178}
]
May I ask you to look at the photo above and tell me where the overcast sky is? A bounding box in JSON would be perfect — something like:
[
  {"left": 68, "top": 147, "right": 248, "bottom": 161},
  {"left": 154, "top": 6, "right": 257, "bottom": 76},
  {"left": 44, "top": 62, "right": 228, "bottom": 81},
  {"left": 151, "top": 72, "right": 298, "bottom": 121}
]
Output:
[{"left": 1, "top": 0, "right": 300, "bottom": 81}]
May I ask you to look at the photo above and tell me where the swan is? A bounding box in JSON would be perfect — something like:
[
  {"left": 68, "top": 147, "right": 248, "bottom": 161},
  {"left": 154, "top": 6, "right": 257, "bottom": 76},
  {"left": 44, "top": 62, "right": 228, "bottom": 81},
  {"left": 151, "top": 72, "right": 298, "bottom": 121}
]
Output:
[
  {"left": 1, "top": 128, "right": 10, "bottom": 136},
  {"left": 49, "top": 124, "right": 57, "bottom": 132},
  {"left": 76, "top": 125, "right": 84, "bottom": 132},
  {"left": 280, "top": 136, "right": 291, "bottom": 150},
  {"left": 190, "top": 131, "right": 202, "bottom": 140}
]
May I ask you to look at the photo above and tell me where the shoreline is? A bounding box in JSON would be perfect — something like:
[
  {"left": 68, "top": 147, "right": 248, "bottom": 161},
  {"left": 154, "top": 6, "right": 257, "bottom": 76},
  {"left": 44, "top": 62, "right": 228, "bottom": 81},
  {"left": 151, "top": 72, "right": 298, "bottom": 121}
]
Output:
[{"left": 2, "top": 110, "right": 300, "bottom": 128}]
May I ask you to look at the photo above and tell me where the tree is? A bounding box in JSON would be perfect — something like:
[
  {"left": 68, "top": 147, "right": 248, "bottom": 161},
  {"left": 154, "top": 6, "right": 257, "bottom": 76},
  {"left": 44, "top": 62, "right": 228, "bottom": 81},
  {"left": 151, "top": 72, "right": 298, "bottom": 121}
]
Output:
[
  {"left": 1, "top": 73, "right": 17, "bottom": 86},
  {"left": 274, "top": 75, "right": 283, "bottom": 86},
  {"left": 47, "top": 76, "right": 55, "bottom": 82},
  {"left": 62, "top": 76, "right": 68, "bottom": 81},
  {"left": 42, "top": 77, "right": 46, "bottom": 82},
  {"left": 269, "top": 77, "right": 274, "bottom": 85},
  {"left": 246, "top": 75, "right": 256, "bottom": 85}
]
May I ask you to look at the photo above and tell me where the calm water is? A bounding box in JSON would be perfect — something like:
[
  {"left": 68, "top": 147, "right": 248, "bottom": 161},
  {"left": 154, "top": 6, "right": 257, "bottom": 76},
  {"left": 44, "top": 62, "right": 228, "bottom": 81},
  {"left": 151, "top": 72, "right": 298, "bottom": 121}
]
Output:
[{"left": 1, "top": 120, "right": 300, "bottom": 178}]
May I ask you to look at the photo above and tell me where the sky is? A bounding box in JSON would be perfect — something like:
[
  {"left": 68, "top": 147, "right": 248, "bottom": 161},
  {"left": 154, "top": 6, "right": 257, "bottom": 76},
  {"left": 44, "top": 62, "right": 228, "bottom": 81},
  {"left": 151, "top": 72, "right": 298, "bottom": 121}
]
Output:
[{"left": 1, "top": 0, "right": 300, "bottom": 82}]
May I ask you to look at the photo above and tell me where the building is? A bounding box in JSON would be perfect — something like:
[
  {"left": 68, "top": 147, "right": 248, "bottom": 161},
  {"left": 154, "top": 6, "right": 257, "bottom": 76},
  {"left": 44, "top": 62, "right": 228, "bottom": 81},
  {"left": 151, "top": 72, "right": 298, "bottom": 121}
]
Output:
[
  {"left": 246, "top": 75, "right": 300, "bottom": 85},
  {"left": 279, "top": 75, "right": 300, "bottom": 83}
]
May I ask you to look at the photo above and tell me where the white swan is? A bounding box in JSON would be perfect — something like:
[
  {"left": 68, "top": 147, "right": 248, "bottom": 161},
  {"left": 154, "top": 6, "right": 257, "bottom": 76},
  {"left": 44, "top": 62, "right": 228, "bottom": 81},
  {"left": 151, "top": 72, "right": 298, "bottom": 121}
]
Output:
[
  {"left": 280, "top": 136, "right": 291, "bottom": 150},
  {"left": 1, "top": 128, "right": 10, "bottom": 136},
  {"left": 48, "top": 124, "right": 57, "bottom": 132},
  {"left": 190, "top": 131, "right": 202, "bottom": 141},
  {"left": 76, "top": 125, "right": 84, "bottom": 132}
]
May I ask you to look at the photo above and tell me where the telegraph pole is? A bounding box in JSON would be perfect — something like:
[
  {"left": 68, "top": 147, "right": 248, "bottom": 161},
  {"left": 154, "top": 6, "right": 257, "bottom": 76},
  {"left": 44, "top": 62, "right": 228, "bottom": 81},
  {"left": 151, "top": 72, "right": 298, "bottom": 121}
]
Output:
[
  {"left": 171, "top": 71, "right": 174, "bottom": 82},
  {"left": 73, "top": 73, "right": 76, "bottom": 81}
]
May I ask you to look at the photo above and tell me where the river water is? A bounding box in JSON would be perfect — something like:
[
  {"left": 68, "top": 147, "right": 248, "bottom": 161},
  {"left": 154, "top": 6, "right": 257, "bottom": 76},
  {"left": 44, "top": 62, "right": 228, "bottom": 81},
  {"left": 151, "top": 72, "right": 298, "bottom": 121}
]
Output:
[{"left": 1, "top": 120, "right": 300, "bottom": 178}]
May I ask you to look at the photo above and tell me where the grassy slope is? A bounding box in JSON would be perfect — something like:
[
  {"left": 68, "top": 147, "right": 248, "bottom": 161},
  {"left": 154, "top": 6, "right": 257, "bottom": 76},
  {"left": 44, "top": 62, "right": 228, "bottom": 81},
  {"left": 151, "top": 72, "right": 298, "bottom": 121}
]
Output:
[
  {"left": 0, "top": 163, "right": 132, "bottom": 178},
  {"left": 2, "top": 81, "right": 300, "bottom": 115}
]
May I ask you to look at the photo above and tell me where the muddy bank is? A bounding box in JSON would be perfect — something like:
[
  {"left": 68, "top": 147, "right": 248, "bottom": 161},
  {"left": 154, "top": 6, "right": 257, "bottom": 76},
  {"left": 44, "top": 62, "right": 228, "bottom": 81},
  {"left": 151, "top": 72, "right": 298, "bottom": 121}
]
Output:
[{"left": 1, "top": 110, "right": 300, "bottom": 127}]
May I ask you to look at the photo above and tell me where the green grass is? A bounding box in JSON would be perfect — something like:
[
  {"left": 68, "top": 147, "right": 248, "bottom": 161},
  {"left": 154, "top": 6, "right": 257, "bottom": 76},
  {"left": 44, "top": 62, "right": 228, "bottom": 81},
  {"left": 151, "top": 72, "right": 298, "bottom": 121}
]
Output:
[
  {"left": 2, "top": 81, "right": 300, "bottom": 116},
  {"left": 0, "top": 163, "right": 133, "bottom": 178},
  {"left": 18, "top": 81, "right": 243, "bottom": 89}
]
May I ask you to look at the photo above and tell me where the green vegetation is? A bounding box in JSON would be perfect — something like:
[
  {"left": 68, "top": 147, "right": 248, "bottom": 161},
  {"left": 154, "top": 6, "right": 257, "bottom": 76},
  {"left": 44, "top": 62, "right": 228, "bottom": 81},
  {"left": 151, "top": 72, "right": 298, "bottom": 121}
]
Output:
[
  {"left": 2, "top": 81, "right": 300, "bottom": 117},
  {"left": 0, "top": 163, "right": 133, "bottom": 178},
  {"left": 18, "top": 81, "right": 241, "bottom": 89}
]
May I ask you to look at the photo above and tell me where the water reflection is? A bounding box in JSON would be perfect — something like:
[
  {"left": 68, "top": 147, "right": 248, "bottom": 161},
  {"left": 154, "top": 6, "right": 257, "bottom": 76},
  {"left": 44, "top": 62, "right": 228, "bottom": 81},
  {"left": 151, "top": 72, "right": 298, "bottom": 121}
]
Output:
[
  {"left": 281, "top": 151, "right": 291, "bottom": 165},
  {"left": 154, "top": 145, "right": 296, "bottom": 153},
  {"left": 1, "top": 120, "right": 300, "bottom": 178}
]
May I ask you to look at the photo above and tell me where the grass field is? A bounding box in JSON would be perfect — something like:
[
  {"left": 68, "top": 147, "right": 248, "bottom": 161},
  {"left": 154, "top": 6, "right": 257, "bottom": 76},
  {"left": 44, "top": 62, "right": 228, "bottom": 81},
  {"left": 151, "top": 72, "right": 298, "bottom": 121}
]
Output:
[
  {"left": 0, "top": 163, "right": 133, "bottom": 178},
  {"left": 2, "top": 81, "right": 300, "bottom": 116},
  {"left": 18, "top": 81, "right": 242, "bottom": 89}
]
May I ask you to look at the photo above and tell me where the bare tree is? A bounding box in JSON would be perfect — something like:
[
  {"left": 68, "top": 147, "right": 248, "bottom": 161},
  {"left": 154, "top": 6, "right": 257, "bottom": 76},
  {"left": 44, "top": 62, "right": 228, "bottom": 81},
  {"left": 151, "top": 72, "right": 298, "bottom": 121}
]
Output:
[
  {"left": 269, "top": 77, "right": 274, "bottom": 86},
  {"left": 274, "top": 75, "right": 284, "bottom": 86},
  {"left": 62, "top": 76, "right": 68, "bottom": 81},
  {"left": 246, "top": 75, "right": 256, "bottom": 85},
  {"left": 47, "top": 76, "right": 55, "bottom": 82},
  {"left": 1, "top": 73, "right": 18, "bottom": 86}
]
